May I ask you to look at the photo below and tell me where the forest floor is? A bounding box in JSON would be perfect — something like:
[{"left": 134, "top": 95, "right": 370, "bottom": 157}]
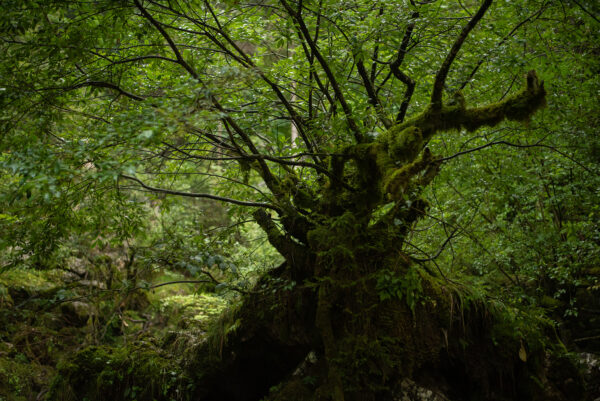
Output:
[
  {"left": 0, "top": 264, "right": 227, "bottom": 400},
  {"left": 1, "top": 262, "right": 599, "bottom": 401}
]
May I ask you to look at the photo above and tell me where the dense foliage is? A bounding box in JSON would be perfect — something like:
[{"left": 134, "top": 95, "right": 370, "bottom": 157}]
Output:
[{"left": 1, "top": 0, "right": 599, "bottom": 400}]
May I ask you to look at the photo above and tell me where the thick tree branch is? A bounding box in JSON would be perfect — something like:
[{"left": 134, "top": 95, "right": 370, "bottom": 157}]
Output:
[
  {"left": 391, "top": 12, "right": 418, "bottom": 70},
  {"left": 389, "top": 11, "right": 418, "bottom": 123},
  {"left": 398, "top": 70, "right": 546, "bottom": 142},
  {"left": 431, "top": 0, "right": 493, "bottom": 109},
  {"left": 391, "top": 69, "right": 416, "bottom": 124},
  {"left": 356, "top": 60, "right": 391, "bottom": 128},
  {"left": 253, "top": 209, "right": 312, "bottom": 266}
]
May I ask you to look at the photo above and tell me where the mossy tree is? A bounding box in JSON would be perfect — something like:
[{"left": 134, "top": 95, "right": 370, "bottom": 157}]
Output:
[{"left": 1, "top": 0, "right": 584, "bottom": 400}]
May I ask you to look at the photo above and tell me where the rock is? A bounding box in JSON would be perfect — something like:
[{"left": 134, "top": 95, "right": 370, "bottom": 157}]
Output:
[
  {"left": 579, "top": 352, "right": 600, "bottom": 399},
  {"left": 394, "top": 378, "right": 451, "bottom": 401},
  {"left": 60, "top": 301, "right": 90, "bottom": 327}
]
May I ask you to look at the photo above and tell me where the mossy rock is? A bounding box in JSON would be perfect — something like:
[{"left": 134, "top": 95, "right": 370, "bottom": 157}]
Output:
[
  {"left": 0, "top": 269, "right": 61, "bottom": 295},
  {"left": 0, "top": 357, "right": 53, "bottom": 401},
  {"left": 46, "top": 342, "right": 192, "bottom": 401},
  {"left": 264, "top": 378, "right": 313, "bottom": 401}
]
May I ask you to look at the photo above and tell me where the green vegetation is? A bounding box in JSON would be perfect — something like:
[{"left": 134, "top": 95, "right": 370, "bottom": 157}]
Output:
[{"left": 1, "top": 0, "right": 599, "bottom": 400}]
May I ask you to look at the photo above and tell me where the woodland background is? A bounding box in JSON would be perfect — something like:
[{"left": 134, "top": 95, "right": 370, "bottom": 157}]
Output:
[{"left": 0, "top": 0, "right": 599, "bottom": 400}]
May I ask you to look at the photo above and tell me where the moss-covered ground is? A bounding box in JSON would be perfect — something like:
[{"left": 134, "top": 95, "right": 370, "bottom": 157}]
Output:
[{"left": 0, "top": 265, "right": 227, "bottom": 401}]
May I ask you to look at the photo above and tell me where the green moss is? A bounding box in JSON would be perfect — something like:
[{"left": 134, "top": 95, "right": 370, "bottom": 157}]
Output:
[
  {"left": 204, "top": 304, "right": 242, "bottom": 358},
  {"left": 329, "top": 125, "right": 436, "bottom": 212},
  {"left": 159, "top": 293, "right": 227, "bottom": 328},
  {"left": 0, "top": 268, "right": 58, "bottom": 294},
  {"left": 384, "top": 71, "right": 546, "bottom": 141},
  {"left": 381, "top": 164, "right": 413, "bottom": 200},
  {"left": 46, "top": 343, "right": 192, "bottom": 401},
  {"left": 0, "top": 284, "right": 12, "bottom": 307},
  {"left": 377, "top": 126, "right": 423, "bottom": 165},
  {"left": 278, "top": 175, "right": 314, "bottom": 210},
  {"left": 267, "top": 379, "right": 313, "bottom": 401},
  {"left": 0, "top": 357, "right": 51, "bottom": 401},
  {"left": 307, "top": 212, "right": 366, "bottom": 263},
  {"left": 463, "top": 71, "right": 546, "bottom": 131}
]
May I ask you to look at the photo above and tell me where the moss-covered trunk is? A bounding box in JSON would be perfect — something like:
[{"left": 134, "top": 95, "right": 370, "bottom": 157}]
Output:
[
  {"left": 187, "top": 224, "right": 560, "bottom": 401},
  {"left": 182, "top": 72, "right": 563, "bottom": 400},
  {"left": 188, "top": 261, "right": 317, "bottom": 401}
]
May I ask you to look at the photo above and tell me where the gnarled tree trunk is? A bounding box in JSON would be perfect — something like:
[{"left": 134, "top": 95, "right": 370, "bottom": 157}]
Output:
[{"left": 186, "top": 72, "right": 559, "bottom": 401}]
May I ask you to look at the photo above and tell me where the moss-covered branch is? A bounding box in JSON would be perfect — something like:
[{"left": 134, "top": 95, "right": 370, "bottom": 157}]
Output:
[
  {"left": 319, "top": 71, "right": 545, "bottom": 221},
  {"left": 459, "top": 70, "right": 547, "bottom": 130},
  {"left": 431, "top": 0, "right": 493, "bottom": 108},
  {"left": 399, "top": 70, "right": 546, "bottom": 142}
]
